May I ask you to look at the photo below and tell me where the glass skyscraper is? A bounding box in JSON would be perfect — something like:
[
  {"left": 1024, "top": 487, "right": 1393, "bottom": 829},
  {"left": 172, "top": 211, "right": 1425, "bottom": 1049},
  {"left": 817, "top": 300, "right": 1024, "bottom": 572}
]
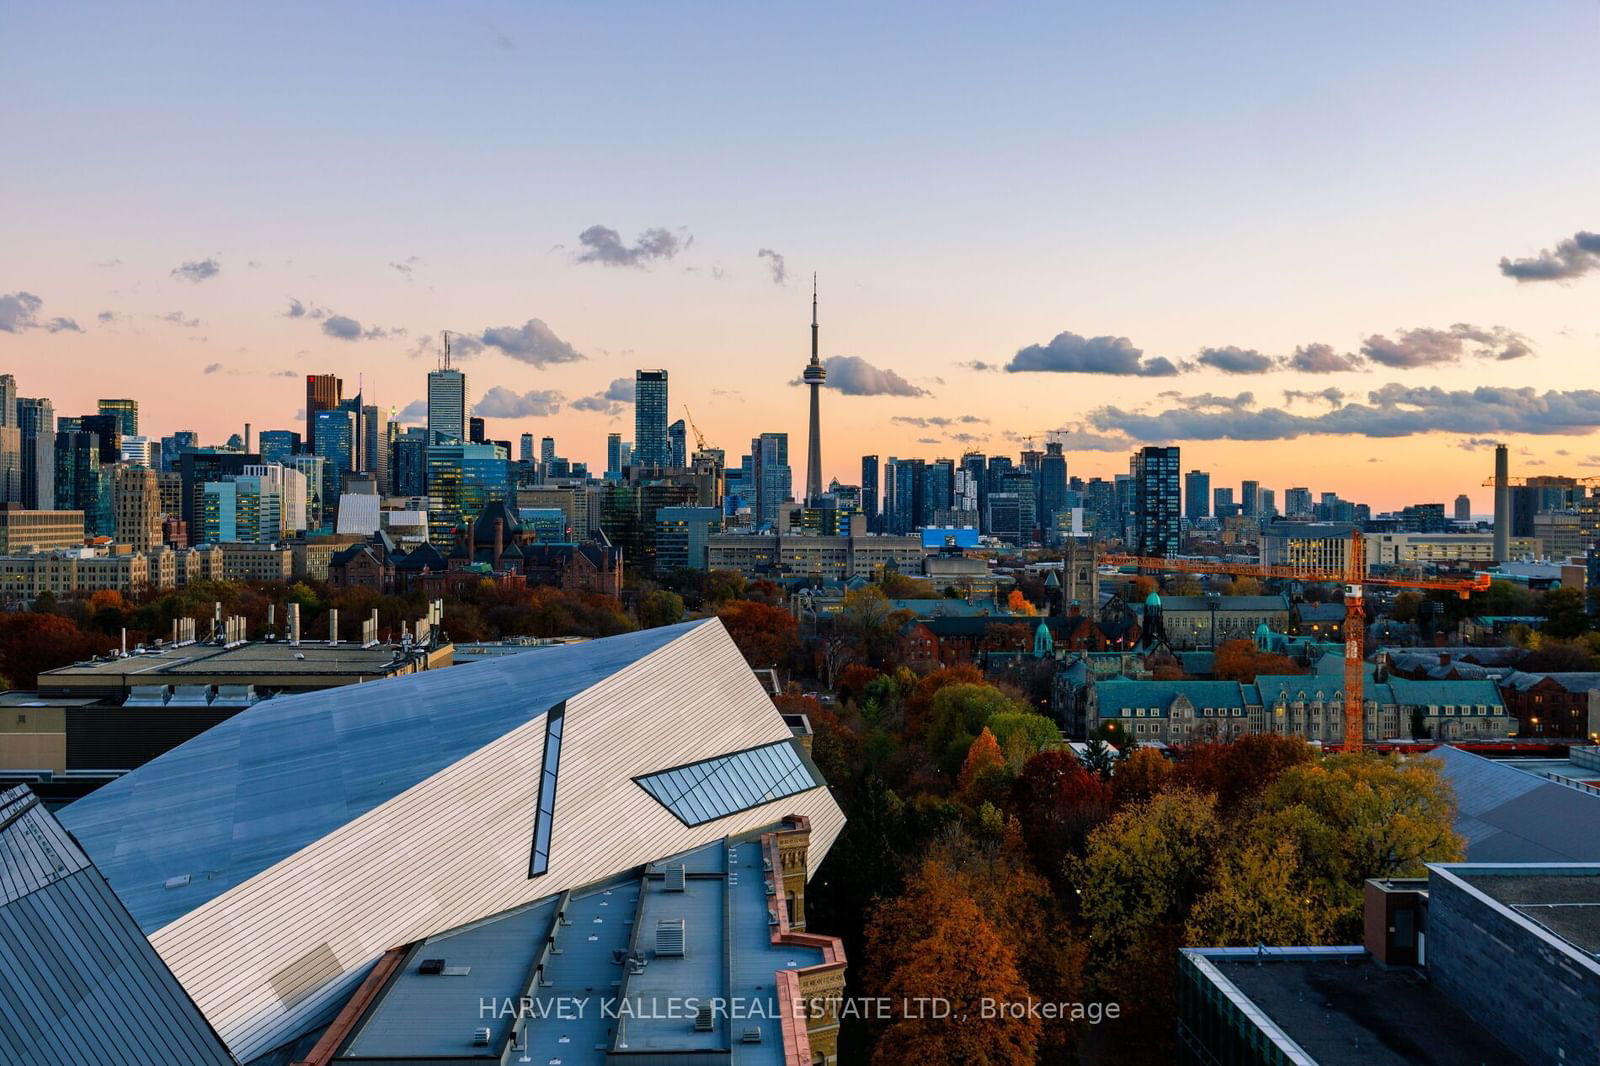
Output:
[
  {"left": 425, "top": 442, "right": 507, "bottom": 542},
  {"left": 427, "top": 368, "right": 469, "bottom": 443},
  {"left": 634, "top": 370, "right": 669, "bottom": 468},
  {"left": 1134, "top": 446, "right": 1182, "bottom": 557}
]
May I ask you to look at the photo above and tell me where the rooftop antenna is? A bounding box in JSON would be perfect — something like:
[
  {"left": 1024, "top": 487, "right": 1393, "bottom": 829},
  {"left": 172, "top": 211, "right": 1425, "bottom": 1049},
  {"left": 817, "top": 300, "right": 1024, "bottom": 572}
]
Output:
[{"left": 440, "top": 330, "right": 453, "bottom": 371}]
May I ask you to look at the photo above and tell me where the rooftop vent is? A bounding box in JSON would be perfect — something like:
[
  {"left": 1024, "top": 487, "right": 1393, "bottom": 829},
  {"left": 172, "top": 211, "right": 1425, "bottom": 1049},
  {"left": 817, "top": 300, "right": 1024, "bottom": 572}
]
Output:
[
  {"left": 741, "top": 1026, "right": 763, "bottom": 1044},
  {"left": 471, "top": 1027, "right": 491, "bottom": 1046},
  {"left": 656, "top": 918, "right": 685, "bottom": 958},
  {"left": 418, "top": 958, "right": 446, "bottom": 975},
  {"left": 664, "top": 864, "right": 686, "bottom": 892},
  {"left": 694, "top": 1004, "right": 714, "bottom": 1032}
]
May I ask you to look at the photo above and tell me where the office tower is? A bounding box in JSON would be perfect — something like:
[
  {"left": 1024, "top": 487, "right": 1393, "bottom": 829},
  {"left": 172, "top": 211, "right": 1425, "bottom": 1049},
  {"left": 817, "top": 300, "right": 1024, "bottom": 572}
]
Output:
[
  {"left": 305, "top": 374, "right": 342, "bottom": 454},
  {"left": 985, "top": 492, "right": 1023, "bottom": 544},
  {"left": 521, "top": 433, "right": 535, "bottom": 463},
  {"left": 986, "top": 455, "right": 1014, "bottom": 498},
  {"left": 425, "top": 442, "right": 508, "bottom": 542},
  {"left": 1185, "top": 470, "right": 1211, "bottom": 521},
  {"left": 960, "top": 453, "right": 987, "bottom": 526},
  {"left": 391, "top": 429, "right": 429, "bottom": 498},
  {"left": 887, "top": 457, "right": 925, "bottom": 535},
  {"left": 606, "top": 433, "right": 623, "bottom": 478},
  {"left": 159, "top": 431, "right": 198, "bottom": 472},
  {"left": 751, "top": 432, "right": 791, "bottom": 528},
  {"left": 861, "top": 455, "right": 880, "bottom": 530},
  {"left": 1214, "top": 486, "right": 1236, "bottom": 515},
  {"left": 1133, "top": 446, "right": 1181, "bottom": 557},
  {"left": 953, "top": 464, "right": 980, "bottom": 513},
  {"left": 258, "top": 430, "right": 302, "bottom": 466},
  {"left": 541, "top": 436, "right": 556, "bottom": 465},
  {"left": 924, "top": 459, "right": 955, "bottom": 525},
  {"left": 112, "top": 465, "right": 162, "bottom": 549},
  {"left": 97, "top": 398, "right": 139, "bottom": 437},
  {"left": 54, "top": 431, "right": 109, "bottom": 535},
  {"left": 313, "top": 408, "right": 357, "bottom": 503},
  {"left": 1285, "top": 486, "right": 1313, "bottom": 518},
  {"left": 75, "top": 415, "right": 122, "bottom": 463},
  {"left": 120, "top": 436, "right": 155, "bottom": 467},
  {"left": 15, "top": 396, "right": 54, "bottom": 510},
  {"left": 178, "top": 449, "right": 260, "bottom": 532},
  {"left": 362, "top": 405, "right": 386, "bottom": 482},
  {"left": 426, "top": 365, "right": 468, "bottom": 443},
  {"left": 801, "top": 278, "right": 826, "bottom": 504},
  {"left": 1455, "top": 494, "right": 1472, "bottom": 522},
  {"left": 0, "top": 376, "right": 19, "bottom": 505},
  {"left": 1241, "top": 479, "right": 1260, "bottom": 519},
  {"left": 669, "top": 419, "right": 687, "bottom": 468},
  {"left": 1258, "top": 487, "right": 1277, "bottom": 518},
  {"left": 634, "top": 370, "right": 669, "bottom": 468},
  {"left": 1038, "top": 442, "right": 1067, "bottom": 529},
  {"left": 469, "top": 416, "right": 486, "bottom": 444}
]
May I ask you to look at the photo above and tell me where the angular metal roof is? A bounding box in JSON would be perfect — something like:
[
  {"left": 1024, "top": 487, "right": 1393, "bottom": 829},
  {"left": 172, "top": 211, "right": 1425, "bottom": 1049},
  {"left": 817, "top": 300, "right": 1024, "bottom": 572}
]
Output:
[
  {"left": 60, "top": 619, "right": 709, "bottom": 933},
  {"left": 0, "top": 786, "right": 233, "bottom": 1066},
  {"left": 1429, "top": 746, "right": 1600, "bottom": 862}
]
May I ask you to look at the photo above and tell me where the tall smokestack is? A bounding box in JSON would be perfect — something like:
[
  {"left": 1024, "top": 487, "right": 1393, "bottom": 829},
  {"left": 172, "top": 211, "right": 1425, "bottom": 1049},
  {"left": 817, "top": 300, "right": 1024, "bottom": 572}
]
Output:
[
  {"left": 244, "top": 422, "right": 252, "bottom": 454},
  {"left": 1493, "top": 443, "right": 1510, "bottom": 562}
]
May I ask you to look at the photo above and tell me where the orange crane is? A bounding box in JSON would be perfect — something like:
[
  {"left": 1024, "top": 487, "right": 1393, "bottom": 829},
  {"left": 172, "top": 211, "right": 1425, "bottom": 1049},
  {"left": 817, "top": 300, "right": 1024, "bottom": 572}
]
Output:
[{"left": 1102, "top": 529, "right": 1489, "bottom": 751}]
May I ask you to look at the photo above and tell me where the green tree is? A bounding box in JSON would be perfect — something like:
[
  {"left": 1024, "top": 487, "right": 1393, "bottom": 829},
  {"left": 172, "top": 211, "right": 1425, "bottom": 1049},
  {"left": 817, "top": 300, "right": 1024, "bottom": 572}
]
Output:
[
  {"left": 635, "top": 588, "right": 684, "bottom": 629},
  {"left": 927, "top": 683, "right": 1027, "bottom": 775},
  {"left": 1541, "top": 586, "right": 1592, "bottom": 639},
  {"left": 986, "top": 710, "right": 1059, "bottom": 764}
]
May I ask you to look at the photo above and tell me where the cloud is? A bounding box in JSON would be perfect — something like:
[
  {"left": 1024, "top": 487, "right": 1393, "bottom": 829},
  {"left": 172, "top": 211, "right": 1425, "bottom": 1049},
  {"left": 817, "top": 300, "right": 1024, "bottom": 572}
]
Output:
[
  {"left": 319, "top": 313, "right": 398, "bottom": 341},
  {"left": 1047, "top": 428, "right": 1136, "bottom": 452},
  {"left": 959, "top": 360, "right": 1001, "bottom": 372},
  {"left": 1177, "top": 391, "right": 1256, "bottom": 411},
  {"left": 284, "top": 298, "right": 311, "bottom": 318},
  {"left": 473, "top": 386, "right": 564, "bottom": 418},
  {"left": 948, "top": 432, "right": 985, "bottom": 444},
  {"left": 478, "top": 319, "right": 584, "bottom": 366},
  {"left": 171, "top": 257, "right": 220, "bottom": 282},
  {"left": 757, "top": 248, "right": 788, "bottom": 285},
  {"left": 97, "top": 310, "right": 119, "bottom": 323},
  {"left": 390, "top": 256, "right": 419, "bottom": 279},
  {"left": 161, "top": 311, "right": 200, "bottom": 328},
  {"left": 1286, "top": 343, "right": 1362, "bottom": 374},
  {"left": 270, "top": 369, "right": 298, "bottom": 378},
  {"left": 916, "top": 437, "right": 940, "bottom": 444},
  {"left": 0, "top": 292, "right": 43, "bottom": 332},
  {"left": 1195, "top": 346, "right": 1275, "bottom": 375},
  {"left": 1089, "top": 383, "right": 1600, "bottom": 442},
  {"left": 1456, "top": 437, "right": 1500, "bottom": 451},
  {"left": 574, "top": 224, "right": 690, "bottom": 268},
  {"left": 1283, "top": 387, "right": 1346, "bottom": 408},
  {"left": 1006, "top": 331, "right": 1179, "bottom": 376},
  {"left": 572, "top": 377, "right": 636, "bottom": 414},
  {"left": 1360, "top": 324, "right": 1532, "bottom": 368},
  {"left": 396, "top": 400, "right": 428, "bottom": 422},
  {"left": 1499, "top": 230, "right": 1600, "bottom": 282},
  {"left": 45, "top": 317, "right": 82, "bottom": 333},
  {"left": 890, "top": 415, "right": 988, "bottom": 429},
  {"left": 803, "top": 355, "right": 930, "bottom": 397},
  {"left": 204, "top": 362, "right": 224, "bottom": 374},
  {"left": 94, "top": 258, "right": 123, "bottom": 268}
]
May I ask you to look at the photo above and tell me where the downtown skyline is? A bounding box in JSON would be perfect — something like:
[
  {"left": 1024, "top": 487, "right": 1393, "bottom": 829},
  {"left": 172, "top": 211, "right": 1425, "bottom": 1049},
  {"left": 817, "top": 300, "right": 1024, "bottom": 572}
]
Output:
[{"left": 5, "top": 2, "right": 1599, "bottom": 509}]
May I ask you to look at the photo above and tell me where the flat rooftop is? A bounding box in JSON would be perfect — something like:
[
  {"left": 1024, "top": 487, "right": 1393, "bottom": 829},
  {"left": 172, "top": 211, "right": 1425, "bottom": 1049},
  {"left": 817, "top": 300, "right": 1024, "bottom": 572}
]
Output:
[
  {"left": 1456, "top": 870, "right": 1600, "bottom": 955},
  {"left": 38, "top": 640, "right": 440, "bottom": 690},
  {"left": 1201, "top": 950, "right": 1526, "bottom": 1066},
  {"left": 336, "top": 831, "right": 824, "bottom": 1064}
]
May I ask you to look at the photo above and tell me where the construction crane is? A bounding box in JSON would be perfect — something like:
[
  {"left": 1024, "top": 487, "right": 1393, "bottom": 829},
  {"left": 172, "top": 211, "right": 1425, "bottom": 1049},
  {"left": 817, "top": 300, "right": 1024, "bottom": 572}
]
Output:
[
  {"left": 1102, "top": 529, "right": 1489, "bottom": 752},
  {"left": 682, "top": 405, "right": 713, "bottom": 452}
]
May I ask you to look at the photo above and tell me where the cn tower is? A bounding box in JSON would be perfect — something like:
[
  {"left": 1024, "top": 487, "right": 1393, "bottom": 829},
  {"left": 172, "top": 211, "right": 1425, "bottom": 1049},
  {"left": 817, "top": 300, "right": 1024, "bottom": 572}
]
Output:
[{"left": 802, "top": 275, "right": 825, "bottom": 504}]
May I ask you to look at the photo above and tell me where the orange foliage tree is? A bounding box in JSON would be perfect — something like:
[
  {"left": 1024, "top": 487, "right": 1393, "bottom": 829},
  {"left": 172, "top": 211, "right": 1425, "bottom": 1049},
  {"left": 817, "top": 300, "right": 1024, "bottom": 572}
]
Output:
[
  {"left": 714, "top": 599, "right": 799, "bottom": 669},
  {"left": 1212, "top": 638, "right": 1308, "bottom": 682}
]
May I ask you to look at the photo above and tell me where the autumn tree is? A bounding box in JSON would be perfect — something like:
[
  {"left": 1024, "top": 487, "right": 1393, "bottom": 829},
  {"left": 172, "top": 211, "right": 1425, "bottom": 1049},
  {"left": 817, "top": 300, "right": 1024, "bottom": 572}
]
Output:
[
  {"left": 927, "top": 683, "right": 1028, "bottom": 775},
  {"left": 1212, "top": 638, "right": 1307, "bottom": 683},
  {"left": 1073, "top": 789, "right": 1221, "bottom": 1006},
  {"left": 1006, "top": 588, "right": 1039, "bottom": 617},
  {"left": 1187, "top": 839, "right": 1333, "bottom": 947},
  {"left": 840, "top": 585, "right": 915, "bottom": 668},
  {"left": 1169, "top": 733, "right": 1316, "bottom": 814},
  {"left": 905, "top": 664, "right": 985, "bottom": 737},
  {"left": 634, "top": 588, "right": 684, "bottom": 629},
  {"left": 1008, "top": 749, "right": 1113, "bottom": 880},
  {"left": 714, "top": 599, "right": 799, "bottom": 669},
  {"left": 0, "top": 613, "right": 116, "bottom": 687},
  {"left": 1113, "top": 747, "right": 1171, "bottom": 807},
  {"left": 700, "top": 569, "right": 747, "bottom": 606},
  {"left": 958, "top": 727, "right": 1007, "bottom": 803},
  {"left": 867, "top": 862, "right": 1041, "bottom": 1066},
  {"left": 1249, "top": 754, "right": 1464, "bottom": 939}
]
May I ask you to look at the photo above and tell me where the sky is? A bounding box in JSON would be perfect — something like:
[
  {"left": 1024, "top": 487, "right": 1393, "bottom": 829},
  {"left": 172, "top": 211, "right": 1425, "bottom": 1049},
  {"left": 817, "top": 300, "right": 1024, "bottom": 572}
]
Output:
[{"left": 3, "top": 1, "right": 1598, "bottom": 512}]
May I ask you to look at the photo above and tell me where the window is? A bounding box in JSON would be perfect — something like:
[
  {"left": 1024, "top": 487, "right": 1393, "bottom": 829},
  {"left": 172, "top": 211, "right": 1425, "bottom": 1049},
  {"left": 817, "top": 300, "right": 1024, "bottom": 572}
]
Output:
[
  {"left": 635, "top": 740, "right": 821, "bottom": 828},
  {"left": 528, "top": 703, "right": 565, "bottom": 877}
]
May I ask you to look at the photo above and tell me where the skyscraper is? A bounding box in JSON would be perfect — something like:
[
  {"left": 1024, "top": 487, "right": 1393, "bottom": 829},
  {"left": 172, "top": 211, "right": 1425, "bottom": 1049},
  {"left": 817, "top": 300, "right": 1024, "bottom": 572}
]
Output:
[
  {"left": 669, "top": 419, "right": 687, "bottom": 468},
  {"left": 751, "top": 432, "right": 791, "bottom": 528},
  {"left": 801, "top": 278, "right": 826, "bottom": 504},
  {"left": 314, "top": 408, "right": 357, "bottom": 503},
  {"left": 861, "top": 455, "right": 879, "bottom": 530},
  {"left": 305, "top": 375, "right": 342, "bottom": 454},
  {"left": 97, "top": 398, "right": 139, "bottom": 437},
  {"left": 469, "top": 417, "right": 486, "bottom": 444},
  {"left": 0, "top": 375, "right": 19, "bottom": 504},
  {"left": 607, "top": 433, "right": 623, "bottom": 478},
  {"left": 541, "top": 436, "right": 556, "bottom": 465},
  {"left": 634, "top": 370, "right": 669, "bottom": 468},
  {"left": 15, "top": 396, "right": 54, "bottom": 510},
  {"left": 1133, "top": 446, "right": 1181, "bottom": 557},
  {"left": 112, "top": 465, "right": 162, "bottom": 549},
  {"left": 521, "top": 433, "right": 535, "bottom": 463},
  {"left": 1455, "top": 494, "right": 1472, "bottom": 522},
  {"left": 1241, "top": 479, "right": 1260, "bottom": 519},
  {"left": 426, "top": 365, "right": 468, "bottom": 443},
  {"left": 1185, "top": 470, "right": 1211, "bottom": 520},
  {"left": 1038, "top": 442, "right": 1067, "bottom": 529}
]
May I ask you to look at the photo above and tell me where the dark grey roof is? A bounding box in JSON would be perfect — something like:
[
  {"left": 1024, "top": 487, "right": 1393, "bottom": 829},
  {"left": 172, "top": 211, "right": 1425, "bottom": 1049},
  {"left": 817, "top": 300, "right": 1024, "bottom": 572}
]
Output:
[
  {"left": 0, "top": 786, "right": 233, "bottom": 1066},
  {"left": 1428, "top": 746, "right": 1600, "bottom": 862}
]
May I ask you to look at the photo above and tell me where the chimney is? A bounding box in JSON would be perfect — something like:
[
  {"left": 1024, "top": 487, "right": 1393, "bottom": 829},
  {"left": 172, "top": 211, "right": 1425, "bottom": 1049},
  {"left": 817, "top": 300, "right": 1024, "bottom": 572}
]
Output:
[
  {"left": 244, "top": 422, "right": 252, "bottom": 454},
  {"left": 328, "top": 608, "right": 339, "bottom": 646},
  {"left": 1493, "top": 444, "right": 1510, "bottom": 562},
  {"left": 267, "top": 603, "right": 276, "bottom": 639},
  {"left": 288, "top": 602, "right": 301, "bottom": 646}
]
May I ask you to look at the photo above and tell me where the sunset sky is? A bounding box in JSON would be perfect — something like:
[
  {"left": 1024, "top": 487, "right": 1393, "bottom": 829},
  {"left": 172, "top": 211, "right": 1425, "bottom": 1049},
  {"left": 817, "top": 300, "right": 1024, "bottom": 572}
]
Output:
[{"left": 4, "top": 2, "right": 1598, "bottom": 511}]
